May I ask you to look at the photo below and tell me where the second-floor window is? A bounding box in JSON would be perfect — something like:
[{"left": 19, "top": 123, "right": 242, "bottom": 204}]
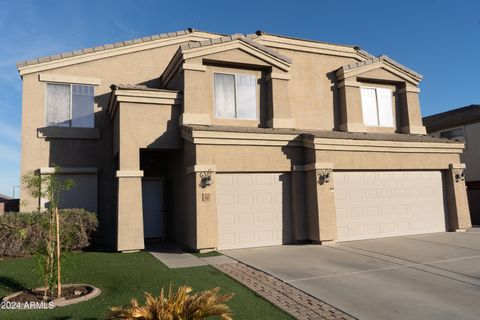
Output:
[
  {"left": 214, "top": 73, "right": 256, "bottom": 120},
  {"left": 360, "top": 87, "right": 394, "bottom": 127},
  {"left": 46, "top": 83, "right": 94, "bottom": 128}
]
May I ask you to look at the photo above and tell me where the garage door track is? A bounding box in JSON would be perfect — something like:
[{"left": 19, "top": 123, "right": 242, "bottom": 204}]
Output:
[{"left": 223, "top": 232, "right": 480, "bottom": 320}]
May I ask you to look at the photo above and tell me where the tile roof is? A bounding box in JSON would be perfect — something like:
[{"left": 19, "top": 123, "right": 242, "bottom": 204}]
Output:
[
  {"left": 254, "top": 30, "right": 356, "bottom": 49},
  {"left": 110, "top": 84, "right": 180, "bottom": 93},
  {"left": 16, "top": 28, "right": 220, "bottom": 69},
  {"left": 423, "top": 104, "right": 480, "bottom": 133},
  {"left": 179, "top": 33, "right": 293, "bottom": 64},
  {"left": 339, "top": 55, "right": 422, "bottom": 80},
  {"left": 182, "top": 124, "right": 458, "bottom": 144},
  {"left": 0, "top": 193, "right": 12, "bottom": 200},
  {"left": 16, "top": 28, "right": 381, "bottom": 71}
]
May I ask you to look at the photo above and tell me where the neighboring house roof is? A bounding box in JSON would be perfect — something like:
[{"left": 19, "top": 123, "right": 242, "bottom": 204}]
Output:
[
  {"left": 16, "top": 28, "right": 220, "bottom": 69},
  {"left": 179, "top": 33, "right": 292, "bottom": 64},
  {"left": 337, "top": 55, "right": 422, "bottom": 83},
  {"left": 181, "top": 124, "right": 458, "bottom": 144},
  {"left": 0, "top": 193, "right": 12, "bottom": 201},
  {"left": 423, "top": 104, "right": 480, "bottom": 133}
]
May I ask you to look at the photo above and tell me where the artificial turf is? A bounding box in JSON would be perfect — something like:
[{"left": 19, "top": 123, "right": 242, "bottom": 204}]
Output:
[{"left": 0, "top": 251, "right": 292, "bottom": 319}]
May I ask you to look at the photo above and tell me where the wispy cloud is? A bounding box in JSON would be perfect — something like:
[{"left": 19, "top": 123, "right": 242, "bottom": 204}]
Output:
[
  {"left": 0, "top": 142, "right": 20, "bottom": 163},
  {"left": 0, "top": 121, "right": 21, "bottom": 144}
]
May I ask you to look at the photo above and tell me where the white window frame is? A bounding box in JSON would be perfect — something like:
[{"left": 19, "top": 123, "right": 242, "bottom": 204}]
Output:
[
  {"left": 360, "top": 86, "right": 394, "bottom": 128},
  {"left": 44, "top": 82, "right": 95, "bottom": 128},
  {"left": 213, "top": 72, "right": 258, "bottom": 120}
]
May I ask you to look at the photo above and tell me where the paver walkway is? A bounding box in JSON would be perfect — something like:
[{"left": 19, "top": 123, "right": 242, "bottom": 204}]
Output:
[
  {"left": 147, "top": 243, "right": 353, "bottom": 319},
  {"left": 214, "top": 262, "right": 355, "bottom": 320}
]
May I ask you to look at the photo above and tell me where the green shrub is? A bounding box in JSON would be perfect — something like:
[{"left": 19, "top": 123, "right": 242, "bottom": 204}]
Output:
[{"left": 0, "top": 209, "right": 98, "bottom": 258}]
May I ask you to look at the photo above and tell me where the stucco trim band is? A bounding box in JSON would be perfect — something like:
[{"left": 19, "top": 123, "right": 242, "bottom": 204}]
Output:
[
  {"left": 266, "top": 73, "right": 291, "bottom": 81},
  {"left": 293, "top": 163, "right": 334, "bottom": 171},
  {"left": 186, "top": 165, "right": 217, "bottom": 174},
  {"left": 182, "top": 63, "right": 207, "bottom": 72},
  {"left": 108, "top": 89, "right": 182, "bottom": 117},
  {"left": 39, "top": 74, "right": 102, "bottom": 85},
  {"left": 39, "top": 167, "right": 98, "bottom": 175},
  {"left": 116, "top": 170, "right": 144, "bottom": 178},
  {"left": 37, "top": 127, "right": 101, "bottom": 140},
  {"left": 183, "top": 129, "right": 301, "bottom": 146},
  {"left": 306, "top": 137, "right": 464, "bottom": 154},
  {"left": 336, "top": 80, "right": 361, "bottom": 88},
  {"left": 397, "top": 86, "right": 421, "bottom": 94},
  {"left": 449, "top": 163, "right": 466, "bottom": 169}
]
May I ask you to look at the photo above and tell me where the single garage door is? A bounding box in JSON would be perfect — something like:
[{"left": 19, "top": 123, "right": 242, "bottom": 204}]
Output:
[
  {"left": 335, "top": 171, "right": 447, "bottom": 241},
  {"left": 216, "top": 173, "right": 291, "bottom": 250}
]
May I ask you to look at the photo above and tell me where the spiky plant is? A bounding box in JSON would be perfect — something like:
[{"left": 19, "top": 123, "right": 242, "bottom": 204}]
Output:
[{"left": 109, "top": 285, "right": 234, "bottom": 320}]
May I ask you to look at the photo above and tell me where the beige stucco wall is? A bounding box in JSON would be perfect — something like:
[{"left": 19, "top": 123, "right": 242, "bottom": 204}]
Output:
[
  {"left": 20, "top": 31, "right": 465, "bottom": 251},
  {"left": 19, "top": 36, "right": 212, "bottom": 246},
  {"left": 186, "top": 138, "right": 466, "bottom": 249},
  {"left": 315, "top": 150, "right": 461, "bottom": 170}
]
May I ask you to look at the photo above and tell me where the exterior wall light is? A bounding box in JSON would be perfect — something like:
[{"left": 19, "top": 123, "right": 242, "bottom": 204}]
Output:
[
  {"left": 317, "top": 169, "right": 332, "bottom": 185},
  {"left": 200, "top": 170, "right": 213, "bottom": 188},
  {"left": 454, "top": 168, "right": 465, "bottom": 183}
]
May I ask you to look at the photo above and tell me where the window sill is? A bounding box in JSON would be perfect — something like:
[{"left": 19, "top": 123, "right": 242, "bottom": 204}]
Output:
[{"left": 37, "top": 127, "right": 100, "bottom": 140}]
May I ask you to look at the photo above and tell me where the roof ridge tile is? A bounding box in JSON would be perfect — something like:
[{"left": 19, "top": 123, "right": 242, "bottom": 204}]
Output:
[{"left": 16, "top": 28, "right": 216, "bottom": 69}]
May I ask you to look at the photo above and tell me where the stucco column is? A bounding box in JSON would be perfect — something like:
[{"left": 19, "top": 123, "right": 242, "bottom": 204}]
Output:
[
  {"left": 191, "top": 165, "right": 218, "bottom": 251},
  {"left": 338, "top": 81, "right": 367, "bottom": 132},
  {"left": 398, "top": 86, "right": 427, "bottom": 134},
  {"left": 116, "top": 170, "right": 145, "bottom": 251},
  {"left": 445, "top": 164, "right": 472, "bottom": 231},
  {"left": 266, "top": 73, "right": 295, "bottom": 128},
  {"left": 304, "top": 163, "right": 337, "bottom": 244},
  {"left": 180, "top": 65, "right": 211, "bottom": 125}
]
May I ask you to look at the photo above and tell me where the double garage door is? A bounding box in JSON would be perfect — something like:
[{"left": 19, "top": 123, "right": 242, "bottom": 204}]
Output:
[
  {"left": 335, "top": 171, "right": 447, "bottom": 241},
  {"left": 216, "top": 171, "right": 448, "bottom": 250}
]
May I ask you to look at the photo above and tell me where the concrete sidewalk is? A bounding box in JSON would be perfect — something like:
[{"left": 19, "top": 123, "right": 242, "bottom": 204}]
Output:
[{"left": 147, "top": 243, "right": 236, "bottom": 268}]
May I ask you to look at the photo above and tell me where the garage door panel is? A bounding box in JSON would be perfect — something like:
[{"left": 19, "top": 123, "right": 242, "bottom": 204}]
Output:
[
  {"left": 217, "top": 173, "right": 291, "bottom": 250},
  {"left": 335, "top": 171, "right": 447, "bottom": 241}
]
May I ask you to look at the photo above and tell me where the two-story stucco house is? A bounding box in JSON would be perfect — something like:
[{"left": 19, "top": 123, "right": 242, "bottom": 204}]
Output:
[
  {"left": 17, "top": 28, "right": 471, "bottom": 252},
  {"left": 423, "top": 105, "right": 480, "bottom": 225}
]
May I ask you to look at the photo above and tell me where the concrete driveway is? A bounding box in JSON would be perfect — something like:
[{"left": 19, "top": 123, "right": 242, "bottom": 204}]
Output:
[{"left": 223, "top": 232, "right": 480, "bottom": 320}]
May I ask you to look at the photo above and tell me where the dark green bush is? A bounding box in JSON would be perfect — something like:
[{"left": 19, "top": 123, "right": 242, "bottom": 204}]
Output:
[{"left": 0, "top": 209, "right": 98, "bottom": 258}]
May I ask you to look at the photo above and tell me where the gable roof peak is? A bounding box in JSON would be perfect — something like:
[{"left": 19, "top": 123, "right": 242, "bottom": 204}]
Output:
[
  {"left": 338, "top": 54, "right": 422, "bottom": 82},
  {"left": 178, "top": 33, "right": 292, "bottom": 64}
]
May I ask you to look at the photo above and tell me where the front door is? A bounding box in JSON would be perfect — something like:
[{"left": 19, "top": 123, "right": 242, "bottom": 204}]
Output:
[{"left": 142, "top": 179, "right": 165, "bottom": 239}]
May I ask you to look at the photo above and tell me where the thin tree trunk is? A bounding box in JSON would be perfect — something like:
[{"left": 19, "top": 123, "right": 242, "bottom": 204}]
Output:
[{"left": 56, "top": 207, "right": 61, "bottom": 298}]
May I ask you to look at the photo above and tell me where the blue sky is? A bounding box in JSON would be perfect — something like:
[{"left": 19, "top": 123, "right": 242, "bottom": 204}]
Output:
[{"left": 0, "top": 0, "right": 479, "bottom": 196}]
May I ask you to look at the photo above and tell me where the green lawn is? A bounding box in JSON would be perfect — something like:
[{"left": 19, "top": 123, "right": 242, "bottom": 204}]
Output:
[{"left": 0, "top": 252, "right": 292, "bottom": 320}]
